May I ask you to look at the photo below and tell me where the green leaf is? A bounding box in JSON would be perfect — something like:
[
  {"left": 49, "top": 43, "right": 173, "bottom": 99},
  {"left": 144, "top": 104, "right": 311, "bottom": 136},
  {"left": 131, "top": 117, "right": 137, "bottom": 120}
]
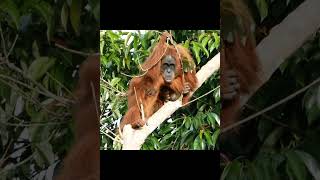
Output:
[
  {"left": 182, "top": 59, "right": 195, "bottom": 73},
  {"left": 204, "top": 131, "right": 213, "bottom": 146},
  {"left": 262, "top": 127, "right": 283, "bottom": 148},
  {"left": 279, "top": 58, "right": 289, "bottom": 74},
  {"left": 185, "top": 116, "right": 191, "bottom": 129},
  {"left": 209, "top": 43, "right": 216, "bottom": 53},
  {"left": 141, "top": 32, "right": 149, "bottom": 49},
  {"left": 29, "top": 111, "right": 48, "bottom": 142},
  {"left": 254, "top": 153, "right": 279, "bottom": 180},
  {"left": 0, "top": 0, "right": 20, "bottom": 29},
  {"left": 159, "top": 125, "right": 173, "bottom": 135},
  {"left": 258, "top": 119, "right": 273, "bottom": 142},
  {"left": 199, "top": 129, "right": 204, "bottom": 140},
  {"left": 201, "top": 36, "right": 210, "bottom": 48},
  {"left": 183, "top": 39, "right": 190, "bottom": 49},
  {"left": 100, "top": 38, "right": 105, "bottom": 54},
  {"left": 246, "top": 162, "right": 259, "bottom": 180},
  {"left": 61, "top": 2, "right": 69, "bottom": 32},
  {"left": 295, "top": 150, "right": 320, "bottom": 180},
  {"left": 201, "top": 138, "right": 206, "bottom": 150},
  {"left": 303, "top": 84, "right": 320, "bottom": 125},
  {"left": 70, "top": 0, "right": 82, "bottom": 36},
  {"left": 255, "top": 0, "right": 268, "bottom": 22},
  {"left": 201, "top": 45, "right": 210, "bottom": 58},
  {"left": 208, "top": 112, "right": 220, "bottom": 126},
  {"left": 306, "top": 105, "right": 320, "bottom": 125},
  {"left": 125, "top": 32, "right": 132, "bottom": 46},
  {"left": 161, "top": 133, "right": 173, "bottom": 143},
  {"left": 198, "top": 104, "right": 206, "bottom": 112},
  {"left": 25, "top": 100, "right": 35, "bottom": 117},
  {"left": 192, "top": 42, "right": 201, "bottom": 64},
  {"left": 212, "top": 129, "right": 219, "bottom": 147},
  {"left": 208, "top": 38, "right": 213, "bottom": 47},
  {"left": 110, "top": 77, "right": 121, "bottom": 87},
  {"left": 34, "top": 141, "right": 55, "bottom": 168},
  {"left": 286, "top": 150, "right": 307, "bottom": 180},
  {"left": 133, "top": 35, "right": 139, "bottom": 50},
  {"left": 32, "top": 41, "right": 40, "bottom": 58},
  {"left": 193, "top": 135, "right": 201, "bottom": 150},
  {"left": 195, "top": 42, "right": 209, "bottom": 58},
  {"left": 222, "top": 160, "right": 242, "bottom": 180},
  {"left": 41, "top": 98, "right": 55, "bottom": 106},
  {"left": 88, "top": 0, "right": 100, "bottom": 21},
  {"left": 286, "top": 0, "right": 291, "bottom": 5},
  {"left": 180, "top": 129, "right": 192, "bottom": 144},
  {"left": 221, "top": 162, "right": 232, "bottom": 180},
  {"left": 198, "top": 33, "right": 206, "bottom": 42},
  {"left": 193, "top": 116, "right": 201, "bottom": 129},
  {"left": 49, "top": 65, "right": 66, "bottom": 92},
  {"left": 28, "top": 57, "right": 56, "bottom": 81},
  {"left": 14, "top": 96, "right": 24, "bottom": 116},
  {"left": 214, "top": 88, "right": 220, "bottom": 102},
  {"left": 32, "top": 1, "right": 54, "bottom": 41},
  {"left": 7, "top": 91, "right": 18, "bottom": 115},
  {"left": 0, "top": 72, "right": 11, "bottom": 100},
  {"left": 213, "top": 32, "right": 220, "bottom": 49}
]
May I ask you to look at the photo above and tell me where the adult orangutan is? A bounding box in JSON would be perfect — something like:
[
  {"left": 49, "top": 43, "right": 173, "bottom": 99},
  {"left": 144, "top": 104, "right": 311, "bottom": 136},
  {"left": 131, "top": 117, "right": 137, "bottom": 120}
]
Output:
[
  {"left": 221, "top": 0, "right": 263, "bottom": 129},
  {"left": 119, "top": 32, "right": 198, "bottom": 131},
  {"left": 54, "top": 54, "right": 100, "bottom": 180}
]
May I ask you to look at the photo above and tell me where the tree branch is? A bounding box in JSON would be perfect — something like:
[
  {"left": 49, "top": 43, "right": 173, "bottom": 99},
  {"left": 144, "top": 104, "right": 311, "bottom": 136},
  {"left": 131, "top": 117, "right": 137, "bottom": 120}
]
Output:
[
  {"left": 240, "top": 0, "right": 320, "bottom": 106},
  {"left": 121, "top": 0, "right": 320, "bottom": 149},
  {"left": 122, "top": 54, "right": 220, "bottom": 150}
]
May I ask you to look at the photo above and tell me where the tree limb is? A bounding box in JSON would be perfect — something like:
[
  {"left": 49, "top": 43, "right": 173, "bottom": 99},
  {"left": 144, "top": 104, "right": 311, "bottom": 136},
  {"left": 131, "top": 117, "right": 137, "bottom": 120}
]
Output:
[
  {"left": 240, "top": 0, "right": 320, "bottom": 106},
  {"left": 122, "top": 54, "right": 220, "bottom": 150},
  {"left": 121, "top": 0, "right": 320, "bottom": 150}
]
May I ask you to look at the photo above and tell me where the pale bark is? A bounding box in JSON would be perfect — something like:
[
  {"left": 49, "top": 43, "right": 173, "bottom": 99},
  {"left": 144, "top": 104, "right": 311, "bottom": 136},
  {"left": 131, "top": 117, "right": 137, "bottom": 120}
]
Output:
[
  {"left": 240, "top": 0, "right": 320, "bottom": 106},
  {"left": 122, "top": 0, "right": 320, "bottom": 150}
]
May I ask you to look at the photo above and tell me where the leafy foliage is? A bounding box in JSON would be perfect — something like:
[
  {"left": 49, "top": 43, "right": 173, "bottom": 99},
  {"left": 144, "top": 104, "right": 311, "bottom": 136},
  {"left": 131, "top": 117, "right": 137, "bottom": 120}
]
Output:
[
  {"left": 100, "top": 30, "right": 220, "bottom": 150},
  {"left": 0, "top": 0, "right": 99, "bottom": 178},
  {"left": 221, "top": 0, "right": 320, "bottom": 179}
]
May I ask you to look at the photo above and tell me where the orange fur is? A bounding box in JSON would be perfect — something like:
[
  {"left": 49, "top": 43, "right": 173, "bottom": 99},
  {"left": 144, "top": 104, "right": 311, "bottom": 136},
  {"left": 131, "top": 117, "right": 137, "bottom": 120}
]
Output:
[
  {"left": 54, "top": 55, "right": 100, "bottom": 180},
  {"left": 120, "top": 32, "right": 198, "bottom": 131},
  {"left": 221, "top": 0, "right": 262, "bottom": 129}
]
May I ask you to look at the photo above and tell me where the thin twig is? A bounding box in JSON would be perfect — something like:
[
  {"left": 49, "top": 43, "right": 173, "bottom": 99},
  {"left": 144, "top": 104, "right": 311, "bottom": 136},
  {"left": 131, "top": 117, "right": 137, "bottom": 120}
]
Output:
[
  {"left": 55, "top": 43, "right": 91, "bottom": 57},
  {"left": 5, "top": 108, "right": 69, "bottom": 126},
  {"left": 0, "top": 120, "right": 67, "bottom": 127},
  {"left": 244, "top": 104, "right": 303, "bottom": 134},
  {"left": 100, "top": 84, "right": 127, "bottom": 97},
  {"left": 0, "top": 140, "right": 13, "bottom": 168},
  {"left": 2, "top": 60, "right": 73, "bottom": 105},
  {"left": 0, "top": 78, "right": 69, "bottom": 117},
  {"left": 100, "top": 129, "right": 122, "bottom": 143},
  {"left": 134, "top": 87, "right": 141, "bottom": 112},
  {"left": 221, "top": 77, "right": 320, "bottom": 133},
  {"left": 0, "top": 152, "right": 33, "bottom": 175},
  {"left": 0, "top": 23, "right": 8, "bottom": 60},
  {"left": 0, "top": 74, "right": 72, "bottom": 104},
  {"left": 46, "top": 72, "right": 76, "bottom": 100},
  {"left": 101, "top": 78, "right": 126, "bottom": 95},
  {"left": 183, "top": 86, "right": 220, "bottom": 107},
  {"left": 100, "top": 123, "right": 117, "bottom": 137},
  {"left": 7, "top": 34, "right": 19, "bottom": 58},
  {"left": 121, "top": 70, "right": 148, "bottom": 78},
  {"left": 90, "top": 82, "right": 100, "bottom": 121},
  {"left": 140, "top": 98, "right": 145, "bottom": 122}
]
